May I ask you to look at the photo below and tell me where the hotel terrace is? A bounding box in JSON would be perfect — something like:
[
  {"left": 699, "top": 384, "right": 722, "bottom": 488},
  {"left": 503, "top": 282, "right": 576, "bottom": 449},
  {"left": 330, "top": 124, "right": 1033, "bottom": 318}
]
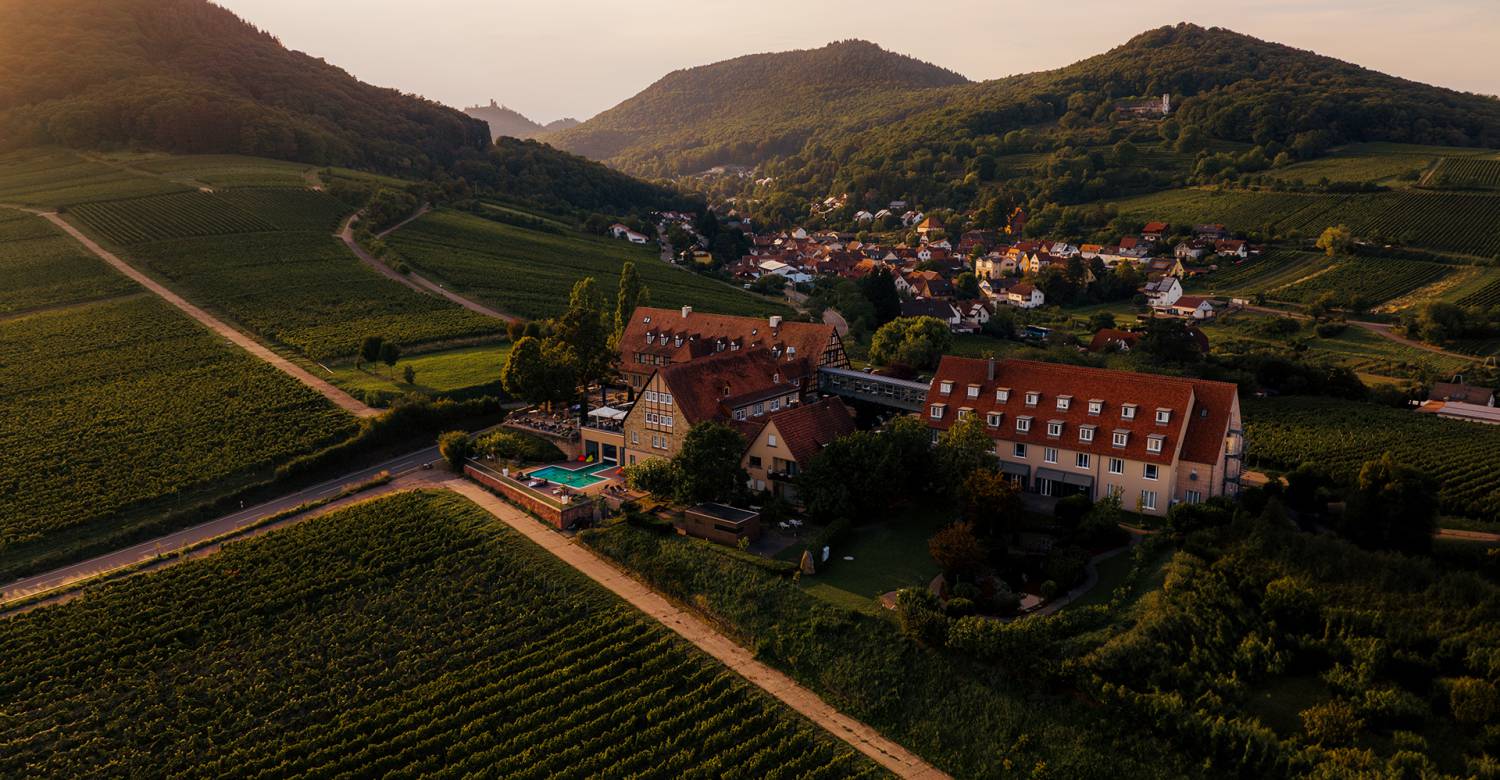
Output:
[{"left": 925, "top": 356, "right": 1244, "bottom": 515}]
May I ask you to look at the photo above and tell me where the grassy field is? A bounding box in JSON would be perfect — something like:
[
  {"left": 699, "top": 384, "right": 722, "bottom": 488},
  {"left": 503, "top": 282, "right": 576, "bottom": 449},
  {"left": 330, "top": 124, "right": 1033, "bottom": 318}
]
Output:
[
  {"left": 0, "top": 491, "right": 881, "bottom": 779},
  {"left": 0, "top": 250, "right": 356, "bottom": 576},
  {"left": 779, "top": 509, "right": 949, "bottom": 613},
  {"left": 1206, "top": 311, "right": 1471, "bottom": 379},
  {"left": 0, "top": 148, "right": 188, "bottom": 206},
  {"left": 327, "top": 342, "right": 510, "bottom": 398},
  {"left": 387, "top": 209, "right": 792, "bottom": 320}
]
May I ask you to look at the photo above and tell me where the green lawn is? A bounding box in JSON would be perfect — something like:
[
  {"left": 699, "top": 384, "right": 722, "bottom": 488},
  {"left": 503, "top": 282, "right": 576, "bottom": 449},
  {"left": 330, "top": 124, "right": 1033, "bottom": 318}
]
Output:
[
  {"left": 327, "top": 342, "right": 510, "bottom": 397},
  {"left": 783, "top": 508, "right": 950, "bottom": 612}
]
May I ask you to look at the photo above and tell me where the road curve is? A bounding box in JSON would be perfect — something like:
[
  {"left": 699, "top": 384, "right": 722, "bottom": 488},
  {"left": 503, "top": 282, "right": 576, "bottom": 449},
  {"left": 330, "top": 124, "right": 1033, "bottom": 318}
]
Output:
[
  {"left": 0, "top": 205, "right": 377, "bottom": 418},
  {"left": 338, "top": 212, "right": 516, "bottom": 322}
]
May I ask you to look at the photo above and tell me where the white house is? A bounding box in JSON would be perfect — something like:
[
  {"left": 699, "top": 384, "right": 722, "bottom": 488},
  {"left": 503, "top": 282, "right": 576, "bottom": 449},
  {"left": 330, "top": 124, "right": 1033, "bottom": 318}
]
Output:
[
  {"left": 1143, "top": 276, "right": 1184, "bottom": 308},
  {"left": 1168, "top": 295, "right": 1216, "bottom": 320},
  {"left": 1005, "top": 281, "right": 1045, "bottom": 309},
  {"left": 758, "top": 259, "right": 813, "bottom": 284}
]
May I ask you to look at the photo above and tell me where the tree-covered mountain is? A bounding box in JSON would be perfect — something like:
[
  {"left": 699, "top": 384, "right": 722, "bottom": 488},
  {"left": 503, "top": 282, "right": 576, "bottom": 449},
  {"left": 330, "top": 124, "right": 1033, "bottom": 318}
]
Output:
[
  {"left": 463, "top": 101, "right": 581, "bottom": 141},
  {"left": 548, "top": 40, "right": 969, "bottom": 178}
]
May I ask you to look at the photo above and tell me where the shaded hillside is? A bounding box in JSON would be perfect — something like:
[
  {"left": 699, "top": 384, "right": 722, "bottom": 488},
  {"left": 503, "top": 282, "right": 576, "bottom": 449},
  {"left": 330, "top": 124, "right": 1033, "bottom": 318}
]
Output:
[
  {"left": 463, "top": 101, "right": 578, "bottom": 141},
  {"left": 549, "top": 40, "right": 969, "bottom": 177},
  {"left": 0, "top": 0, "right": 489, "bottom": 175}
]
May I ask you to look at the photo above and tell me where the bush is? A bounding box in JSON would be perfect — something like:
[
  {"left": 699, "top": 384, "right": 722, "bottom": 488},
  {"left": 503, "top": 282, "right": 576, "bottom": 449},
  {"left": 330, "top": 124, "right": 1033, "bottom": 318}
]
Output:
[
  {"left": 1044, "top": 545, "right": 1089, "bottom": 588},
  {"left": 436, "top": 430, "right": 471, "bottom": 472},
  {"left": 894, "top": 588, "right": 949, "bottom": 647},
  {"left": 1300, "top": 701, "right": 1364, "bottom": 746},
  {"left": 474, "top": 429, "right": 565, "bottom": 463},
  {"left": 621, "top": 458, "right": 680, "bottom": 499},
  {"left": 1053, "top": 494, "right": 1093, "bottom": 529},
  {"left": 944, "top": 597, "right": 976, "bottom": 618},
  {"left": 1445, "top": 678, "right": 1499, "bottom": 725},
  {"left": 1040, "top": 580, "right": 1058, "bottom": 599}
]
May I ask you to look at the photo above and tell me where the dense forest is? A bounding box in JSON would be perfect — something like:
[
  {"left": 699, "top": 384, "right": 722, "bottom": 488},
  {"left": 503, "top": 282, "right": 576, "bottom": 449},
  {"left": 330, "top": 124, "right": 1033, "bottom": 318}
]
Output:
[
  {"left": 462, "top": 101, "right": 579, "bottom": 142},
  {"left": 549, "top": 40, "right": 969, "bottom": 177}
]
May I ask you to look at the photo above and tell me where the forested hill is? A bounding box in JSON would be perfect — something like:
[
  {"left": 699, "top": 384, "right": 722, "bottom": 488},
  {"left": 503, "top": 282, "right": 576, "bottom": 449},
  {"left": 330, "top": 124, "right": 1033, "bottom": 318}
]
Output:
[
  {"left": 0, "top": 0, "right": 490, "bottom": 175},
  {"left": 463, "top": 102, "right": 579, "bottom": 142},
  {"left": 548, "top": 40, "right": 970, "bottom": 177}
]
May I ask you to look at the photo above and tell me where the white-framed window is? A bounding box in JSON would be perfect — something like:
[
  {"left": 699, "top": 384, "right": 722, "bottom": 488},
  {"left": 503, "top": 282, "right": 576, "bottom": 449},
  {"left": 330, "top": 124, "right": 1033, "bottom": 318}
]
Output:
[
  {"left": 930, "top": 404, "right": 945, "bottom": 419},
  {"left": 986, "top": 412, "right": 1003, "bottom": 428},
  {"left": 1044, "top": 447, "right": 1058, "bottom": 464},
  {"left": 1141, "top": 490, "right": 1158, "bottom": 511},
  {"left": 770, "top": 398, "right": 782, "bottom": 411},
  {"left": 753, "top": 402, "right": 764, "bottom": 416},
  {"left": 957, "top": 408, "right": 973, "bottom": 421},
  {"left": 767, "top": 434, "right": 778, "bottom": 447},
  {"left": 1025, "top": 391, "right": 1040, "bottom": 406},
  {"left": 939, "top": 380, "right": 954, "bottom": 395},
  {"left": 1155, "top": 408, "right": 1171, "bottom": 424},
  {"left": 644, "top": 390, "right": 658, "bottom": 402},
  {"left": 660, "top": 393, "right": 672, "bottom": 405},
  {"left": 1056, "top": 395, "right": 1071, "bottom": 411},
  {"left": 1147, "top": 435, "right": 1164, "bottom": 453},
  {"left": 1185, "top": 490, "right": 1203, "bottom": 504},
  {"left": 967, "top": 384, "right": 980, "bottom": 399},
  {"left": 1112, "top": 431, "right": 1129, "bottom": 448},
  {"left": 1079, "top": 426, "right": 1095, "bottom": 443},
  {"left": 1088, "top": 399, "right": 1103, "bottom": 415},
  {"left": 631, "top": 431, "right": 639, "bottom": 445},
  {"left": 1016, "top": 416, "right": 1032, "bottom": 433},
  {"left": 662, "top": 416, "right": 674, "bottom": 428},
  {"left": 1108, "top": 457, "right": 1124, "bottom": 475},
  {"left": 645, "top": 412, "right": 657, "bottom": 424},
  {"left": 996, "top": 387, "right": 1010, "bottom": 403},
  {"left": 1013, "top": 442, "right": 1027, "bottom": 458},
  {"left": 1046, "top": 421, "right": 1063, "bottom": 437},
  {"left": 1144, "top": 463, "right": 1159, "bottom": 481},
  {"left": 734, "top": 409, "right": 747, "bottom": 421},
  {"left": 1121, "top": 404, "right": 1137, "bottom": 420},
  {"left": 1076, "top": 452, "right": 1091, "bottom": 469}
]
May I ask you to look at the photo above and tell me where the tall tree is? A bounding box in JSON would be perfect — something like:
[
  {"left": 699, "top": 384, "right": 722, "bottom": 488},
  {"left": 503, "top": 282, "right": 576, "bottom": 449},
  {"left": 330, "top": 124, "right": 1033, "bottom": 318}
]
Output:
[
  {"left": 858, "top": 266, "right": 902, "bottom": 325},
  {"left": 614, "top": 261, "right": 646, "bottom": 341},
  {"left": 1340, "top": 452, "right": 1437, "bottom": 553},
  {"left": 869, "top": 316, "right": 953, "bottom": 370},
  {"left": 552, "top": 277, "right": 612, "bottom": 393},
  {"left": 673, "top": 422, "right": 748, "bottom": 505}
]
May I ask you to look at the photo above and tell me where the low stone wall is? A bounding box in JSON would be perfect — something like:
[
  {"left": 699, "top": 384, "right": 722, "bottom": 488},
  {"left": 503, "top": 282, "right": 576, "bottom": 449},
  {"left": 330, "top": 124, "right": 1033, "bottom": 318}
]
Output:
[{"left": 464, "top": 462, "right": 596, "bottom": 530}]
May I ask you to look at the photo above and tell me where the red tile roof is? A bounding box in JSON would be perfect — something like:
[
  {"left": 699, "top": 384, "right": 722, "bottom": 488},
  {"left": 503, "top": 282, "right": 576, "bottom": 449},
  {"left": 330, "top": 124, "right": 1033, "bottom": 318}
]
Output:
[
  {"left": 1087, "top": 328, "right": 1141, "bottom": 352},
  {"left": 620, "top": 307, "right": 838, "bottom": 379},
  {"left": 925, "top": 356, "right": 1237, "bottom": 467},
  {"left": 764, "top": 398, "right": 857, "bottom": 465},
  {"left": 657, "top": 349, "right": 804, "bottom": 427}
]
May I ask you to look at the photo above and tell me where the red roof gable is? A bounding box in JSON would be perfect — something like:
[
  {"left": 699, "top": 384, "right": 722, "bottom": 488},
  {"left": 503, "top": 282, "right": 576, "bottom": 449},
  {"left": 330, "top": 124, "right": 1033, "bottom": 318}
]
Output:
[{"left": 763, "top": 398, "right": 857, "bottom": 465}]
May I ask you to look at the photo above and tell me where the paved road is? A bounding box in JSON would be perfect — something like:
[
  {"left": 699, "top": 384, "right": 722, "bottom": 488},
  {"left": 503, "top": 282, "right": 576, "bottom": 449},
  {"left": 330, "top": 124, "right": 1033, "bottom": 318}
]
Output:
[
  {"left": 338, "top": 212, "right": 515, "bottom": 321},
  {"left": 0, "top": 445, "right": 443, "bottom": 607},
  {"left": 0, "top": 204, "right": 378, "bottom": 418},
  {"left": 1436, "top": 528, "right": 1500, "bottom": 544},
  {"left": 445, "top": 479, "right": 951, "bottom": 780}
]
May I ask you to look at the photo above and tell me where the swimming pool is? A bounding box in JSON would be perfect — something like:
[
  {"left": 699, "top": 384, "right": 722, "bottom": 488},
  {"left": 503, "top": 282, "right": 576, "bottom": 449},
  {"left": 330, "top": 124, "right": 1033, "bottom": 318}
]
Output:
[{"left": 526, "top": 462, "right": 614, "bottom": 488}]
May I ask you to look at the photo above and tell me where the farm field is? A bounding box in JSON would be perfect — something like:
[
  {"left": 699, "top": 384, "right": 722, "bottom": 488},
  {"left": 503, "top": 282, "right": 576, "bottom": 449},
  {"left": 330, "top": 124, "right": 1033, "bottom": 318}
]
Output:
[
  {"left": 1242, "top": 396, "right": 1500, "bottom": 522},
  {"left": 0, "top": 148, "right": 189, "bottom": 206},
  {"left": 70, "top": 187, "right": 349, "bottom": 243},
  {"left": 1192, "top": 249, "right": 1333, "bottom": 295},
  {"left": 1424, "top": 156, "right": 1500, "bottom": 190},
  {"left": 1453, "top": 272, "right": 1500, "bottom": 308},
  {"left": 387, "top": 209, "right": 792, "bottom": 320},
  {"left": 0, "top": 491, "right": 881, "bottom": 779},
  {"left": 0, "top": 290, "right": 356, "bottom": 575},
  {"left": 1275, "top": 257, "right": 1452, "bottom": 307},
  {"left": 0, "top": 212, "right": 135, "bottom": 314},
  {"left": 327, "top": 342, "right": 511, "bottom": 401},
  {"left": 1207, "top": 312, "right": 1471, "bottom": 379},
  {"left": 124, "top": 228, "right": 503, "bottom": 360},
  {"left": 1265, "top": 142, "right": 1458, "bottom": 186},
  {"left": 126, "top": 153, "right": 315, "bottom": 188}
]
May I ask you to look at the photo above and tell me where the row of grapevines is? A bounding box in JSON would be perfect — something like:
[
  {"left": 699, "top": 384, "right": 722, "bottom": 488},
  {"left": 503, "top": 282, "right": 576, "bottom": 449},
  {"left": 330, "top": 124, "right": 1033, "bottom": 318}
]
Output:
[{"left": 70, "top": 191, "right": 276, "bottom": 243}]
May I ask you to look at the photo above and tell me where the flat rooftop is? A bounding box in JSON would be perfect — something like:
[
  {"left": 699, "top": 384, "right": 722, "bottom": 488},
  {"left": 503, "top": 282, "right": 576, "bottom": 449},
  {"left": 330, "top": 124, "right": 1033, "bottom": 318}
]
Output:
[{"left": 687, "top": 503, "right": 759, "bottom": 524}]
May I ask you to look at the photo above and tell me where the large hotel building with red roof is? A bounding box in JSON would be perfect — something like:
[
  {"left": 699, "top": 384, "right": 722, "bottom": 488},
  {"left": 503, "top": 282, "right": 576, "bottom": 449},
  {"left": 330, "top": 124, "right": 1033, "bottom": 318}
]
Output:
[{"left": 925, "top": 355, "right": 1245, "bottom": 515}]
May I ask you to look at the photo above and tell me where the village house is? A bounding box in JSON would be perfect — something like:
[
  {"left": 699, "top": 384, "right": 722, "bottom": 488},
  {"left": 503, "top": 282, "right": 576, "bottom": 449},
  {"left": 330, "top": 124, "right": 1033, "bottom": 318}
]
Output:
[
  {"left": 1004, "top": 280, "right": 1045, "bottom": 309},
  {"left": 1167, "top": 295, "right": 1216, "bottom": 320},
  {"left": 925, "top": 356, "right": 1244, "bottom": 515},
  {"left": 614, "top": 307, "right": 846, "bottom": 392},
  {"left": 609, "top": 223, "right": 651, "bottom": 244},
  {"left": 1142, "top": 276, "right": 1184, "bottom": 308},
  {"left": 742, "top": 398, "right": 857, "bottom": 502},
  {"left": 1087, "top": 328, "right": 1141, "bottom": 353},
  {"left": 1174, "top": 240, "right": 1209, "bottom": 261},
  {"left": 1142, "top": 221, "right": 1169, "bottom": 242},
  {"left": 900, "top": 298, "right": 963, "bottom": 330},
  {"left": 916, "top": 215, "right": 944, "bottom": 238},
  {"left": 1214, "top": 239, "right": 1249, "bottom": 259},
  {"left": 1195, "top": 224, "right": 1229, "bottom": 241}
]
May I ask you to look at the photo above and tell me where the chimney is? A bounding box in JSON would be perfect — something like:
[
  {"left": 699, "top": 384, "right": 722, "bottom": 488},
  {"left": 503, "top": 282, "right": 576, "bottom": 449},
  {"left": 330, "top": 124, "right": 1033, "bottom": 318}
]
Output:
[
  {"left": 769, "top": 315, "right": 783, "bottom": 331},
  {"left": 680, "top": 305, "right": 692, "bottom": 319},
  {"left": 986, "top": 357, "right": 996, "bottom": 381}
]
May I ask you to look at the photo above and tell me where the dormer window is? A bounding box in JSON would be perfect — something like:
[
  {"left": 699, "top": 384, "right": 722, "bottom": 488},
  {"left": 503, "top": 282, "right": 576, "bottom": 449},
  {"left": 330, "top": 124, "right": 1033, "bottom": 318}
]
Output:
[
  {"left": 966, "top": 384, "right": 980, "bottom": 399},
  {"left": 1088, "top": 399, "right": 1103, "bottom": 415},
  {"left": 996, "top": 387, "right": 1011, "bottom": 403},
  {"left": 1155, "top": 408, "right": 1171, "bottom": 425},
  {"left": 1147, "top": 434, "right": 1165, "bottom": 453},
  {"left": 1121, "top": 404, "right": 1137, "bottom": 421},
  {"left": 986, "top": 412, "right": 1003, "bottom": 428},
  {"left": 1024, "top": 391, "right": 1040, "bottom": 407},
  {"left": 930, "top": 403, "right": 946, "bottom": 420},
  {"left": 957, "top": 408, "right": 973, "bottom": 421},
  {"left": 1079, "top": 425, "right": 1096, "bottom": 443},
  {"left": 1016, "top": 416, "right": 1032, "bottom": 433},
  {"left": 1046, "top": 421, "right": 1063, "bottom": 438},
  {"left": 1113, "top": 431, "right": 1129, "bottom": 448},
  {"left": 939, "top": 381, "right": 954, "bottom": 396},
  {"left": 645, "top": 333, "right": 655, "bottom": 344},
  {"left": 1056, "top": 395, "right": 1072, "bottom": 411}
]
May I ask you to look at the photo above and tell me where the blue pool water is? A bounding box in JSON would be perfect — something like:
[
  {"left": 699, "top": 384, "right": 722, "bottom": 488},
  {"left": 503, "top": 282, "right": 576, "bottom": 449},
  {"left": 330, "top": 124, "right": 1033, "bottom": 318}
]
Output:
[{"left": 526, "top": 462, "right": 613, "bottom": 488}]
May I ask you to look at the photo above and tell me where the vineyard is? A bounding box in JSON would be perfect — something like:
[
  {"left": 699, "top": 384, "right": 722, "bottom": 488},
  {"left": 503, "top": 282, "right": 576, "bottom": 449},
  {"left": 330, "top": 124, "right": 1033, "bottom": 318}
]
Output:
[
  {"left": 1425, "top": 156, "right": 1500, "bottom": 190},
  {"left": 70, "top": 191, "right": 277, "bottom": 243},
  {"left": 216, "top": 187, "right": 352, "bottom": 231},
  {"left": 1243, "top": 397, "right": 1500, "bottom": 522},
  {"left": 126, "top": 230, "right": 503, "bottom": 359},
  {"left": 1275, "top": 257, "right": 1452, "bottom": 307},
  {"left": 0, "top": 294, "right": 355, "bottom": 558},
  {"left": 0, "top": 491, "right": 881, "bottom": 779},
  {"left": 132, "top": 154, "right": 314, "bottom": 188},
  {"left": 1113, "top": 189, "right": 1337, "bottom": 234},
  {"left": 0, "top": 213, "right": 133, "bottom": 314},
  {"left": 1193, "top": 249, "right": 1331, "bottom": 294},
  {"left": 388, "top": 209, "right": 792, "bottom": 320},
  {"left": 1267, "top": 142, "right": 1443, "bottom": 185},
  {"left": 1457, "top": 275, "right": 1500, "bottom": 308},
  {"left": 0, "top": 149, "right": 188, "bottom": 206}
]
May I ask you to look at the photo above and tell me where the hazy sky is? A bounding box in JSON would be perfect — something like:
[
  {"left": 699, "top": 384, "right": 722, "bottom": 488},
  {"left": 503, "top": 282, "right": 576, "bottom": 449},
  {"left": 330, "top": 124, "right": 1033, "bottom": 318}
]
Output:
[{"left": 217, "top": 0, "right": 1500, "bottom": 123}]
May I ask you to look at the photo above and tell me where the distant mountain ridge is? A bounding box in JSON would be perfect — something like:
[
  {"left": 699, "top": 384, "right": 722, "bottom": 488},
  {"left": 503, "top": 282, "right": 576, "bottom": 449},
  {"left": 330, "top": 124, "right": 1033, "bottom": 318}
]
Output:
[
  {"left": 548, "top": 39, "right": 969, "bottom": 177},
  {"left": 463, "top": 101, "right": 581, "bottom": 141}
]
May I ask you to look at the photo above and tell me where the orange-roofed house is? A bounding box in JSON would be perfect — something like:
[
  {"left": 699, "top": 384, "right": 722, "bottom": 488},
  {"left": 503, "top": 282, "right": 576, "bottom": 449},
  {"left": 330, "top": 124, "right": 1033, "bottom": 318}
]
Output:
[
  {"left": 616, "top": 306, "right": 847, "bottom": 391},
  {"left": 743, "top": 397, "right": 858, "bottom": 502},
  {"left": 925, "top": 356, "right": 1244, "bottom": 515}
]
